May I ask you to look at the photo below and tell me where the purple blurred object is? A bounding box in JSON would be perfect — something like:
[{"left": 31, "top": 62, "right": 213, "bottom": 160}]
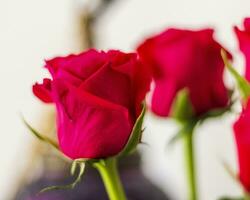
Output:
[{"left": 13, "top": 154, "right": 170, "bottom": 200}]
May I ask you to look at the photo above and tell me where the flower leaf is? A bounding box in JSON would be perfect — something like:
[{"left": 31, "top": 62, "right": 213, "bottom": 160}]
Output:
[
  {"left": 70, "top": 158, "right": 97, "bottom": 175},
  {"left": 117, "top": 104, "right": 146, "bottom": 157},
  {"left": 168, "top": 120, "right": 197, "bottom": 147},
  {"left": 222, "top": 160, "right": 241, "bottom": 187},
  {"left": 70, "top": 160, "right": 78, "bottom": 176},
  {"left": 39, "top": 162, "right": 85, "bottom": 193},
  {"left": 21, "top": 115, "right": 59, "bottom": 150},
  {"left": 198, "top": 94, "right": 235, "bottom": 124},
  {"left": 221, "top": 49, "right": 250, "bottom": 101}
]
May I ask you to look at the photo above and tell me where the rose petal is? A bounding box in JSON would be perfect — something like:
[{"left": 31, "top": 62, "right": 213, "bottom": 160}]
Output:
[
  {"left": 32, "top": 78, "right": 53, "bottom": 103},
  {"left": 234, "top": 100, "right": 250, "bottom": 192},
  {"left": 52, "top": 79, "right": 133, "bottom": 159}
]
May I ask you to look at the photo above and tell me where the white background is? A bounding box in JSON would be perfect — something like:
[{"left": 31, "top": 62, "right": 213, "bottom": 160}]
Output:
[{"left": 1, "top": 0, "right": 250, "bottom": 199}]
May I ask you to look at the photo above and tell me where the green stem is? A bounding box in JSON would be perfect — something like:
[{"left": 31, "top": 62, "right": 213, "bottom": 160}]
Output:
[
  {"left": 183, "top": 126, "right": 197, "bottom": 200},
  {"left": 93, "top": 158, "right": 127, "bottom": 200}
]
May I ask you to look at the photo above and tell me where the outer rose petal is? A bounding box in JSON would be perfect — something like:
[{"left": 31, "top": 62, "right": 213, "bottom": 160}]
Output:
[
  {"left": 233, "top": 100, "right": 250, "bottom": 192},
  {"left": 151, "top": 80, "right": 178, "bottom": 116},
  {"left": 188, "top": 43, "right": 229, "bottom": 114},
  {"left": 137, "top": 31, "right": 194, "bottom": 81},
  {"left": 32, "top": 78, "right": 53, "bottom": 103},
  {"left": 137, "top": 28, "right": 230, "bottom": 117},
  {"left": 45, "top": 49, "right": 107, "bottom": 84},
  {"left": 235, "top": 18, "right": 250, "bottom": 81},
  {"left": 107, "top": 50, "right": 151, "bottom": 117},
  {"left": 52, "top": 80, "right": 133, "bottom": 159},
  {"left": 244, "top": 18, "right": 250, "bottom": 32},
  {"left": 189, "top": 78, "right": 228, "bottom": 115},
  {"left": 133, "top": 61, "right": 151, "bottom": 117}
]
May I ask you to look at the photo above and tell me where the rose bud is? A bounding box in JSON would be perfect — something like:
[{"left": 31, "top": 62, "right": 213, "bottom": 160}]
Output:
[
  {"left": 137, "top": 28, "right": 231, "bottom": 118},
  {"left": 33, "top": 49, "right": 150, "bottom": 159},
  {"left": 235, "top": 18, "right": 250, "bottom": 81},
  {"left": 233, "top": 99, "right": 250, "bottom": 193}
]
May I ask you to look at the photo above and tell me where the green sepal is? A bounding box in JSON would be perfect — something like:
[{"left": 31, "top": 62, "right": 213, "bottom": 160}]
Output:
[
  {"left": 198, "top": 93, "right": 235, "bottom": 124},
  {"left": 168, "top": 89, "right": 233, "bottom": 146},
  {"left": 70, "top": 160, "right": 78, "bottom": 176},
  {"left": 168, "top": 120, "right": 197, "bottom": 147},
  {"left": 170, "top": 89, "right": 194, "bottom": 123},
  {"left": 92, "top": 159, "right": 106, "bottom": 168},
  {"left": 70, "top": 158, "right": 98, "bottom": 175},
  {"left": 221, "top": 49, "right": 250, "bottom": 101},
  {"left": 39, "top": 162, "right": 85, "bottom": 193},
  {"left": 21, "top": 115, "right": 59, "bottom": 150},
  {"left": 221, "top": 161, "right": 250, "bottom": 200},
  {"left": 222, "top": 161, "right": 240, "bottom": 185},
  {"left": 117, "top": 104, "right": 146, "bottom": 157}
]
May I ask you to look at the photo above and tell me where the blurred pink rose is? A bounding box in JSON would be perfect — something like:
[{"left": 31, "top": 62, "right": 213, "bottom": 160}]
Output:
[{"left": 137, "top": 28, "right": 230, "bottom": 117}]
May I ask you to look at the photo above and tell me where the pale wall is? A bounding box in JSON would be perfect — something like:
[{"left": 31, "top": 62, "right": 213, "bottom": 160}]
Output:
[{"left": 1, "top": 0, "right": 249, "bottom": 199}]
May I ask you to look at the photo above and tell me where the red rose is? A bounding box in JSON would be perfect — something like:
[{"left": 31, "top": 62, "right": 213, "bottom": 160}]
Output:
[
  {"left": 233, "top": 99, "right": 250, "bottom": 192},
  {"left": 234, "top": 18, "right": 250, "bottom": 193},
  {"left": 137, "top": 28, "right": 230, "bottom": 117},
  {"left": 235, "top": 18, "right": 250, "bottom": 81},
  {"left": 33, "top": 49, "right": 150, "bottom": 159}
]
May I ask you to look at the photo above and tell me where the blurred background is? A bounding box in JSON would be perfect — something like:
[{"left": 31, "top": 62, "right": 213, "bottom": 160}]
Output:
[{"left": 1, "top": 0, "right": 250, "bottom": 199}]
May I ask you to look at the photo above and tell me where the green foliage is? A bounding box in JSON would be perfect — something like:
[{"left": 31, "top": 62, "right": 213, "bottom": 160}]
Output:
[
  {"left": 70, "top": 160, "right": 78, "bottom": 176},
  {"left": 222, "top": 161, "right": 240, "bottom": 185},
  {"left": 21, "top": 115, "right": 59, "bottom": 150},
  {"left": 221, "top": 49, "right": 250, "bottom": 101},
  {"left": 39, "top": 162, "right": 85, "bottom": 193},
  {"left": 198, "top": 95, "right": 234, "bottom": 125},
  {"left": 22, "top": 104, "right": 147, "bottom": 194},
  {"left": 171, "top": 89, "right": 194, "bottom": 122},
  {"left": 167, "top": 83, "right": 234, "bottom": 147},
  {"left": 117, "top": 104, "right": 146, "bottom": 157},
  {"left": 169, "top": 100, "right": 233, "bottom": 146},
  {"left": 168, "top": 120, "right": 197, "bottom": 147}
]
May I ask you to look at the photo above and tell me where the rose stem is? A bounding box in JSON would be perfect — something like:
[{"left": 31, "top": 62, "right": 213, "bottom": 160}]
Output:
[
  {"left": 93, "top": 158, "right": 127, "bottom": 200},
  {"left": 183, "top": 127, "right": 197, "bottom": 200}
]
